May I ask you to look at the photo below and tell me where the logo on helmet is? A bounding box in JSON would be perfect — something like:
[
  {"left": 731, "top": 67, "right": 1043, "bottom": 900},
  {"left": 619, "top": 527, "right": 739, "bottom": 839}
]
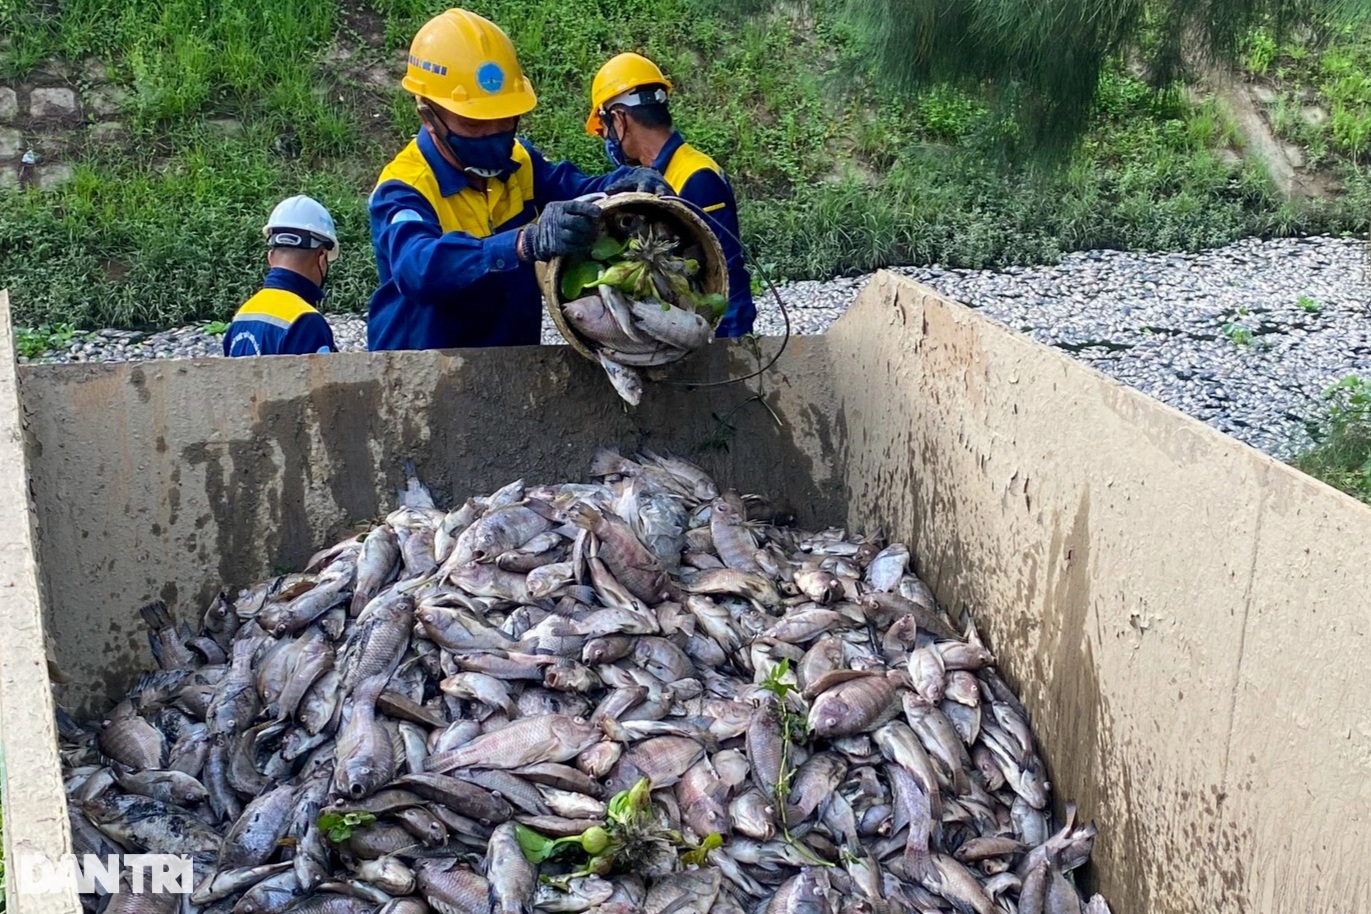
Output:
[{"left": 477, "top": 62, "right": 505, "bottom": 93}]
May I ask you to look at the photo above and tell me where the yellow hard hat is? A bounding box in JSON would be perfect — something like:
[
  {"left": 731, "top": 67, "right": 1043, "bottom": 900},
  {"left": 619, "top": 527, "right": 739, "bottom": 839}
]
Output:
[
  {"left": 585, "top": 52, "right": 673, "bottom": 135},
  {"left": 402, "top": 9, "right": 537, "bottom": 120}
]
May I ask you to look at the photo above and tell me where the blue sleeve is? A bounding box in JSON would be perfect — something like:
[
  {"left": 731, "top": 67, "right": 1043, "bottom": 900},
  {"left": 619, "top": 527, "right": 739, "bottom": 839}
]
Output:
[
  {"left": 369, "top": 180, "right": 522, "bottom": 301},
  {"left": 522, "top": 140, "right": 632, "bottom": 205},
  {"left": 282, "top": 313, "right": 337, "bottom": 355},
  {"left": 679, "top": 169, "right": 755, "bottom": 337}
]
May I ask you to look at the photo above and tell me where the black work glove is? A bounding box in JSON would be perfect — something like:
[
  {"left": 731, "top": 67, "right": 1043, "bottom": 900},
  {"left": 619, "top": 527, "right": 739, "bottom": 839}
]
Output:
[
  {"left": 605, "top": 167, "right": 671, "bottom": 196},
  {"left": 523, "top": 199, "right": 602, "bottom": 261}
]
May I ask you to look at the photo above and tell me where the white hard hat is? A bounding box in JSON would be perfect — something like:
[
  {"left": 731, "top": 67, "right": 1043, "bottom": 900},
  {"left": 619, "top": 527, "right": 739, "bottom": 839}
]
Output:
[{"left": 263, "top": 195, "right": 340, "bottom": 262}]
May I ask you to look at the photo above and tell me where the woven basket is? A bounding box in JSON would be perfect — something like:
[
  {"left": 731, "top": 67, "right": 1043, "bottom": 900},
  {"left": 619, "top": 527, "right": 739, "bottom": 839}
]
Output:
[{"left": 537, "top": 192, "right": 729, "bottom": 363}]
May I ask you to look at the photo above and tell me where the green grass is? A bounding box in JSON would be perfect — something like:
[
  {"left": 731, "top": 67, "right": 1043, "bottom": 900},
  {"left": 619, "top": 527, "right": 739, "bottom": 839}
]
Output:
[
  {"left": 1295, "top": 375, "right": 1371, "bottom": 504},
  {"left": 1240, "top": 20, "right": 1371, "bottom": 167},
  {"left": 0, "top": 0, "right": 1368, "bottom": 334}
]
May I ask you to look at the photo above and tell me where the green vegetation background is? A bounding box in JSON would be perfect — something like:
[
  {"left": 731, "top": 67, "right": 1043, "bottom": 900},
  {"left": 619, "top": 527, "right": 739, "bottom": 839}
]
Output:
[{"left": 0, "top": 0, "right": 1368, "bottom": 334}]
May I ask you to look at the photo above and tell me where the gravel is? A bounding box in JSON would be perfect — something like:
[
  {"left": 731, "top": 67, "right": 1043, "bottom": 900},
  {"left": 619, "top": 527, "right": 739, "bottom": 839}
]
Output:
[{"left": 19, "top": 234, "right": 1371, "bottom": 459}]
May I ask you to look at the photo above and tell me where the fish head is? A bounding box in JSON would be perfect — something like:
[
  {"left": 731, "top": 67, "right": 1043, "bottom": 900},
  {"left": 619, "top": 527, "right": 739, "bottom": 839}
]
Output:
[
  {"left": 809, "top": 693, "right": 858, "bottom": 739},
  {"left": 710, "top": 497, "right": 742, "bottom": 524},
  {"left": 338, "top": 758, "right": 382, "bottom": 800}
]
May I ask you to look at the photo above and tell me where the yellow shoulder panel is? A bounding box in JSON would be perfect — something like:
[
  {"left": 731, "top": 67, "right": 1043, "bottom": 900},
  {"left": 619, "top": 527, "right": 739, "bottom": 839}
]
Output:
[
  {"left": 374, "top": 137, "right": 536, "bottom": 237},
  {"left": 662, "top": 142, "right": 722, "bottom": 194},
  {"left": 234, "top": 289, "right": 316, "bottom": 328}
]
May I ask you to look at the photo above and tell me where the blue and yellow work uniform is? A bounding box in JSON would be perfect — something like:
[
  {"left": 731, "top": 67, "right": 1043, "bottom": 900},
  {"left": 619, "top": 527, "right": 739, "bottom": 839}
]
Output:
[
  {"left": 223, "top": 267, "right": 337, "bottom": 357},
  {"left": 367, "top": 130, "right": 633, "bottom": 351},
  {"left": 652, "top": 131, "right": 755, "bottom": 338}
]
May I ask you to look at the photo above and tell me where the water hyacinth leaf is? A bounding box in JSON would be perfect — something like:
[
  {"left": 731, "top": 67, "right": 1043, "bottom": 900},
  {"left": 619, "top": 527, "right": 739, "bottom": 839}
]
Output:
[
  {"left": 591, "top": 236, "right": 628, "bottom": 261},
  {"left": 700, "top": 293, "right": 728, "bottom": 320},
  {"left": 680, "top": 832, "right": 723, "bottom": 867},
  {"left": 561, "top": 260, "right": 605, "bottom": 300},
  {"left": 516, "top": 823, "right": 559, "bottom": 864}
]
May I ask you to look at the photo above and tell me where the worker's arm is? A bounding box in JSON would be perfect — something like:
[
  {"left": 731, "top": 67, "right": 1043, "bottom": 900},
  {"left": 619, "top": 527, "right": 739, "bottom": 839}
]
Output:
[
  {"left": 521, "top": 140, "right": 667, "bottom": 204},
  {"left": 677, "top": 169, "right": 756, "bottom": 337},
  {"left": 369, "top": 181, "right": 523, "bottom": 301},
  {"left": 281, "top": 312, "right": 338, "bottom": 355},
  {"left": 522, "top": 140, "right": 627, "bottom": 204}
]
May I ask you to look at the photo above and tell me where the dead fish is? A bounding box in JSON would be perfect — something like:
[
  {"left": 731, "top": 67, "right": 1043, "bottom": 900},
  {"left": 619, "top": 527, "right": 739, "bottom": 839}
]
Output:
[
  {"left": 331, "top": 676, "right": 397, "bottom": 800},
  {"left": 596, "top": 353, "right": 645, "bottom": 407},
  {"left": 394, "top": 773, "right": 513, "bottom": 823},
  {"left": 484, "top": 822, "right": 536, "bottom": 914},
  {"left": 98, "top": 716, "right": 167, "bottom": 771},
  {"left": 141, "top": 601, "right": 198, "bottom": 671},
  {"left": 110, "top": 763, "right": 208, "bottom": 807},
  {"left": 567, "top": 503, "right": 670, "bottom": 604},
  {"left": 864, "top": 544, "right": 909, "bottom": 592},
  {"left": 351, "top": 526, "right": 401, "bottom": 616},
  {"left": 808, "top": 674, "right": 900, "bottom": 738},
  {"left": 218, "top": 780, "right": 296, "bottom": 868},
  {"left": 425, "top": 715, "right": 599, "bottom": 773},
  {"left": 82, "top": 794, "right": 221, "bottom": 855}
]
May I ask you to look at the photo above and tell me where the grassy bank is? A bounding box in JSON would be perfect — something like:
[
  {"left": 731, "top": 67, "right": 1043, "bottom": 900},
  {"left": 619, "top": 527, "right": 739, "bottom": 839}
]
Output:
[{"left": 0, "top": 0, "right": 1368, "bottom": 331}]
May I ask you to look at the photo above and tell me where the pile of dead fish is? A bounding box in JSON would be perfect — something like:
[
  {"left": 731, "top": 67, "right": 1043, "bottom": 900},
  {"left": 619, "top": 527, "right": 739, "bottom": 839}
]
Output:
[{"left": 59, "top": 450, "right": 1113, "bottom": 914}]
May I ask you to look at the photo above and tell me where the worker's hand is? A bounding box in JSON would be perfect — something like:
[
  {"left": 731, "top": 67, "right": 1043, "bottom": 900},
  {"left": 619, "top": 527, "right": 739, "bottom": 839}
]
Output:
[
  {"left": 605, "top": 167, "right": 671, "bottom": 196},
  {"left": 524, "top": 199, "right": 602, "bottom": 261}
]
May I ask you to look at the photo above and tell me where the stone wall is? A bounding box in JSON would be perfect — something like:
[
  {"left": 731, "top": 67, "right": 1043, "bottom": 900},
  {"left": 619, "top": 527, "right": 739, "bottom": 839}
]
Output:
[{"left": 0, "top": 59, "right": 127, "bottom": 192}]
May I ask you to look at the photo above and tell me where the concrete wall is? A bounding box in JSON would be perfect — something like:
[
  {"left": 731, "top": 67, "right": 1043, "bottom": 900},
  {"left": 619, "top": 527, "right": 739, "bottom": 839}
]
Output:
[
  {"left": 0, "top": 291, "right": 82, "bottom": 914},
  {"left": 827, "top": 273, "right": 1371, "bottom": 914},
  {"left": 3, "top": 274, "right": 1369, "bottom": 914}
]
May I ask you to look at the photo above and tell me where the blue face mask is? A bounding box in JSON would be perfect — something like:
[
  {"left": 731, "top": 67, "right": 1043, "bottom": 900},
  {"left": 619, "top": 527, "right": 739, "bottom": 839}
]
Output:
[
  {"left": 603, "top": 118, "right": 629, "bottom": 168},
  {"left": 447, "top": 128, "right": 518, "bottom": 179}
]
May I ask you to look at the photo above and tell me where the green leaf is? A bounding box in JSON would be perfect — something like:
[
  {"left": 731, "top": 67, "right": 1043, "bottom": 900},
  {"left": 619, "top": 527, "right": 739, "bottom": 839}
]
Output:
[
  {"left": 515, "top": 824, "right": 558, "bottom": 864},
  {"left": 204, "top": 320, "right": 231, "bottom": 335},
  {"left": 699, "top": 293, "right": 729, "bottom": 320},
  {"left": 607, "top": 777, "right": 652, "bottom": 826},
  {"left": 318, "top": 810, "right": 375, "bottom": 843},
  {"left": 561, "top": 260, "right": 604, "bottom": 300},
  {"left": 681, "top": 832, "right": 723, "bottom": 867},
  {"left": 761, "top": 657, "right": 794, "bottom": 699},
  {"left": 591, "top": 236, "right": 627, "bottom": 261}
]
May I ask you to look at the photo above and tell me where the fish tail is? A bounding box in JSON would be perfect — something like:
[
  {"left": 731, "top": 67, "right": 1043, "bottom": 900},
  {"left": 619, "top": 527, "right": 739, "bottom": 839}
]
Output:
[{"left": 139, "top": 600, "right": 173, "bottom": 631}]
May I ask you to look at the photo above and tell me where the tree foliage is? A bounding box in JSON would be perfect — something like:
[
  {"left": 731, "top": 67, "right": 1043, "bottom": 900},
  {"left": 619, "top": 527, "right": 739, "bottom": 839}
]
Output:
[{"left": 839, "top": 0, "right": 1371, "bottom": 157}]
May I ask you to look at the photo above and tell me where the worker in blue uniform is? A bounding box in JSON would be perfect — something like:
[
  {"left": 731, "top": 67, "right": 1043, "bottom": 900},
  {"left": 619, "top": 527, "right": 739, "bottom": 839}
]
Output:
[
  {"left": 586, "top": 53, "right": 756, "bottom": 338},
  {"left": 225, "top": 195, "right": 339, "bottom": 357},
  {"left": 367, "top": 9, "right": 671, "bottom": 352}
]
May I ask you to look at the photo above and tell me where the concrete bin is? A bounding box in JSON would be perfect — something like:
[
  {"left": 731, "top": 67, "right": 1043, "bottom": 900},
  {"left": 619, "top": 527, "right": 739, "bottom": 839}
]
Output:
[{"left": 1, "top": 274, "right": 1367, "bottom": 914}]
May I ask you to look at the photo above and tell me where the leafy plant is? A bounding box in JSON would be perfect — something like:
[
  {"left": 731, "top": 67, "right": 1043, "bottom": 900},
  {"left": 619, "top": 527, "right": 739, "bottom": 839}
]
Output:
[
  {"left": 1297, "top": 295, "right": 1322, "bottom": 313},
  {"left": 14, "top": 324, "right": 82, "bottom": 359},
  {"left": 1295, "top": 374, "right": 1371, "bottom": 504},
  {"left": 1245, "top": 29, "right": 1280, "bottom": 75},
  {"left": 1221, "top": 322, "right": 1255, "bottom": 348},
  {"left": 204, "top": 320, "right": 231, "bottom": 335},
  {"left": 317, "top": 810, "right": 376, "bottom": 843}
]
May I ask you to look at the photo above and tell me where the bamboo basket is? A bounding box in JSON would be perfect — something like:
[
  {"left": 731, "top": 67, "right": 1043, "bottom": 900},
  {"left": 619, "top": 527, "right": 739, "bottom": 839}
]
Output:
[{"left": 537, "top": 191, "right": 729, "bottom": 363}]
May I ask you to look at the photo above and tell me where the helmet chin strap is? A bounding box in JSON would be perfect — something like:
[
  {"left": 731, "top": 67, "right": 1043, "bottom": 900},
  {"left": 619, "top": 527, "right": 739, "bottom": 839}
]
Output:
[{"left": 418, "top": 103, "right": 466, "bottom": 169}]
